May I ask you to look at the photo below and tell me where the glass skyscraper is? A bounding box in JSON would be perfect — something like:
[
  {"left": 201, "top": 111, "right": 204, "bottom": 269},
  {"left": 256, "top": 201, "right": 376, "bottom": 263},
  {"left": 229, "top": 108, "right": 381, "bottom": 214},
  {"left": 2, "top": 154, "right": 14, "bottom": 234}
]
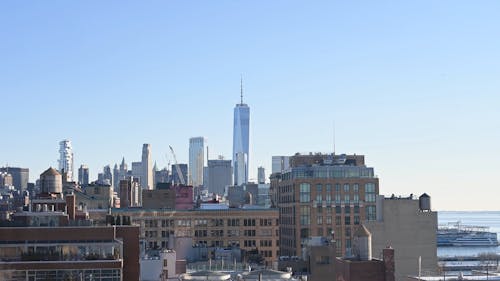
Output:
[
  {"left": 189, "top": 137, "right": 205, "bottom": 187},
  {"left": 232, "top": 86, "right": 250, "bottom": 186}
]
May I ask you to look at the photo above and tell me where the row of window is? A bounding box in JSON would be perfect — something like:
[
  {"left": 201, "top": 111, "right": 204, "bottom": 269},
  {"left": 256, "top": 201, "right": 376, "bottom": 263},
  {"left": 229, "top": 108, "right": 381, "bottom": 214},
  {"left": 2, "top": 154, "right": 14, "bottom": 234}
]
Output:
[
  {"left": 143, "top": 218, "right": 277, "bottom": 228},
  {"left": 300, "top": 183, "right": 377, "bottom": 203}
]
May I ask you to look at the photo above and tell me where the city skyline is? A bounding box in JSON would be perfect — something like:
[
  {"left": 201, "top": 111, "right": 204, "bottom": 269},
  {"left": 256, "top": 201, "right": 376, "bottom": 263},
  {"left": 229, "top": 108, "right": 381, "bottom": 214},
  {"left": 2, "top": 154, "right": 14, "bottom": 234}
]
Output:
[{"left": 1, "top": 1, "right": 500, "bottom": 210}]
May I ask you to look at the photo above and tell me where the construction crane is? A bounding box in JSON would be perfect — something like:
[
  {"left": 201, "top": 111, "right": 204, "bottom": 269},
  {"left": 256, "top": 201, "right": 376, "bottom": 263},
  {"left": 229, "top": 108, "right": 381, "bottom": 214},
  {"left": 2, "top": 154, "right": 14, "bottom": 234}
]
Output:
[{"left": 169, "top": 145, "right": 186, "bottom": 185}]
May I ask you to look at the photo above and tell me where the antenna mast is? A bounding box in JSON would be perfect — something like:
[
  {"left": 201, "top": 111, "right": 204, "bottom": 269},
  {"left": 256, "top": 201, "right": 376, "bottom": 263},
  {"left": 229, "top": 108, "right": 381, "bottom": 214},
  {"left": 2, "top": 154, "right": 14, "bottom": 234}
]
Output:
[
  {"left": 240, "top": 75, "right": 243, "bottom": 104},
  {"left": 333, "top": 121, "right": 336, "bottom": 155}
]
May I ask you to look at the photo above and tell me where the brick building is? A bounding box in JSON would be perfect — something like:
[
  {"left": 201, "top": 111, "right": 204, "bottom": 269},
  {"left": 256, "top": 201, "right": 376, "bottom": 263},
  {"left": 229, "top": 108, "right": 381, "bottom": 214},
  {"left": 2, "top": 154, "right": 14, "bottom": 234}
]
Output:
[{"left": 270, "top": 153, "right": 379, "bottom": 257}]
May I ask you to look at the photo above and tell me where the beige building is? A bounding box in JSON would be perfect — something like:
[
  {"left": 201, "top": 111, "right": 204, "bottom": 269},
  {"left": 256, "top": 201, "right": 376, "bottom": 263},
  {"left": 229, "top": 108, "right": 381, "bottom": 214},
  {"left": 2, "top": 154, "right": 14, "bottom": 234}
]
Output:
[
  {"left": 108, "top": 207, "right": 280, "bottom": 265},
  {"left": 365, "top": 195, "right": 437, "bottom": 281}
]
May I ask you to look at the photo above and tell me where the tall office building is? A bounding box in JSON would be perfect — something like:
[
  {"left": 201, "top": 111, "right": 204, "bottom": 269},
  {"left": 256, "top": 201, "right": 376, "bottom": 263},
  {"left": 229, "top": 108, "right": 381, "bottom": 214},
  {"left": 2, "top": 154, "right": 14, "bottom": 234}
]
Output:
[
  {"left": 271, "top": 153, "right": 379, "bottom": 257},
  {"left": 188, "top": 137, "right": 205, "bottom": 187},
  {"left": 58, "top": 140, "right": 74, "bottom": 182},
  {"left": 257, "top": 166, "right": 266, "bottom": 184},
  {"left": 141, "top": 144, "right": 153, "bottom": 190},
  {"left": 78, "top": 164, "right": 89, "bottom": 186},
  {"left": 171, "top": 164, "right": 188, "bottom": 185},
  {"left": 232, "top": 79, "right": 250, "bottom": 186},
  {"left": 0, "top": 167, "right": 29, "bottom": 192},
  {"left": 207, "top": 159, "right": 232, "bottom": 196}
]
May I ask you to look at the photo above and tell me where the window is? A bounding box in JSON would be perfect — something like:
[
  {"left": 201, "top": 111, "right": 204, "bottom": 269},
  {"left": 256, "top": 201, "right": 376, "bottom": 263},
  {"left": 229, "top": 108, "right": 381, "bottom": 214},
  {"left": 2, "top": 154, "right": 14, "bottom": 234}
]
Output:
[
  {"left": 326, "top": 216, "right": 332, "bottom": 225},
  {"left": 300, "top": 206, "right": 310, "bottom": 225},
  {"left": 316, "top": 184, "right": 323, "bottom": 203},
  {"left": 335, "top": 184, "right": 340, "bottom": 193},
  {"left": 344, "top": 194, "right": 350, "bottom": 203},
  {"left": 366, "top": 205, "right": 376, "bottom": 221},
  {"left": 353, "top": 184, "right": 359, "bottom": 193},
  {"left": 317, "top": 216, "right": 323, "bottom": 225},
  {"left": 343, "top": 184, "right": 349, "bottom": 193},
  {"left": 335, "top": 206, "right": 341, "bottom": 214},
  {"left": 354, "top": 216, "right": 360, "bottom": 225},
  {"left": 345, "top": 216, "right": 351, "bottom": 225},
  {"left": 345, "top": 206, "right": 350, "bottom": 214},
  {"left": 300, "top": 183, "right": 311, "bottom": 203},
  {"left": 335, "top": 194, "right": 341, "bottom": 204},
  {"left": 365, "top": 183, "right": 376, "bottom": 193},
  {"left": 353, "top": 194, "right": 359, "bottom": 203}
]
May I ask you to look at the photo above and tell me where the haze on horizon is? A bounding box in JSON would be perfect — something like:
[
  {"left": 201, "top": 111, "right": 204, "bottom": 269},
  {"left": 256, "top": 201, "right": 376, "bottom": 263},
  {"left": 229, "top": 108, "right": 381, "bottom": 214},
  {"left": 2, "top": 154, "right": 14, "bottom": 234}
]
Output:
[{"left": 1, "top": 1, "right": 499, "bottom": 211}]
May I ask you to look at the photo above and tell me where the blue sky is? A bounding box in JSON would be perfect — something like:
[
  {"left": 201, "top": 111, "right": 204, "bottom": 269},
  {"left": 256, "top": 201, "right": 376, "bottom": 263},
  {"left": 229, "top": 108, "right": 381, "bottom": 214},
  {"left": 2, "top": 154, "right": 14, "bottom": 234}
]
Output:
[{"left": 1, "top": 1, "right": 499, "bottom": 210}]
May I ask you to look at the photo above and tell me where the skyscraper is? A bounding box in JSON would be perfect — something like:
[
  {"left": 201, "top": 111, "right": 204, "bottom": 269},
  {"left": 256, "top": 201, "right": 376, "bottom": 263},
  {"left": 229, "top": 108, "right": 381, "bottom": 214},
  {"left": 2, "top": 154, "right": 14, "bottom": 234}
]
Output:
[
  {"left": 141, "top": 144, "right": 153, "bottom": 190},
  {"left": 207, "top": 159, "right": 232, "bottom": 196},
  {"left": 189, "top": 137, "right": 205, "bottom": 187},
  {"left": 232, "top": 79, "right": 250, "bottom": 186},
  {"left": 258, "top": 166, "right": 266, "bottom": 184},
  {"left": 0, "top": 167, "right": 29, "bottom": 192},
  {"left": 78, "top": 164, "right": 89, "bottom": 186},
  {"left": 58, "top": 139, "right": 74, "bottom": 182}
]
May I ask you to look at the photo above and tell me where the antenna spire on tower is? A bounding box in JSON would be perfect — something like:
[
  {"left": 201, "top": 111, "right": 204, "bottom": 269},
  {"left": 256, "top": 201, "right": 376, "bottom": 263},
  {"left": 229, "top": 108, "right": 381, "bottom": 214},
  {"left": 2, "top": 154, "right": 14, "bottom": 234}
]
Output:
[{"left": 240, "top": 74, "right": 243, "bottom": 104}]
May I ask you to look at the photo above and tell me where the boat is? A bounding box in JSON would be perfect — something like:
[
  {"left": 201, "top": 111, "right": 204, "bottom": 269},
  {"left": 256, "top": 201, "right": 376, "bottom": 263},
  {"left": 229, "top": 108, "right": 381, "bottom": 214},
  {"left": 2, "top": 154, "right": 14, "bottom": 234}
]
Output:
[{"left": 437, "top": 221, "right": 499, "bottom": 247}]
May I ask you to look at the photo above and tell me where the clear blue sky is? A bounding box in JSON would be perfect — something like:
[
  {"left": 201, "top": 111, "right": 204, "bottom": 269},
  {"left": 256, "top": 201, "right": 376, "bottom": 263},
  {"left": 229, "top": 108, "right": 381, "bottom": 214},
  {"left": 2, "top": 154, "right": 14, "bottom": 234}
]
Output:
[{"left": 1, "top": 1, "right": 499, "bottom": 210}]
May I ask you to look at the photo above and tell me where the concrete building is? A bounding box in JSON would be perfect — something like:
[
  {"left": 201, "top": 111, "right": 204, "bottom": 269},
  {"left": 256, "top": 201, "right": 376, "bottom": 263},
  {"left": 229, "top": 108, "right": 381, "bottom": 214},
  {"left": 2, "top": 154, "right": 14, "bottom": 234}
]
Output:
[
  {"left": 78, "top": 164, "right": 89, "bottom": 186},
  {"left": 189, "top": 137, "right": 205, "bottom": 187},
  {"left": 365, "top": 194, "right": 438, "bottom": 281},
  {"left": 258, "top": 166, "right": 266, "bottom": 184},
  {"left": 207, "top": 159, "right": 232, "bottom": 196},
  {"left": 108, "top": 207, "right": 279, "bottom": 265},
  {"left": 271, "top": 153, "right": 379, "bottom": 257},
  {"left": 142, "top": 144, "right": 153, "bottom": 190},
  {"left": 0, "top": 225, "right": 139, "bottom": 281},
  {"left": 119, "top": 178, "right": 141, "bottom": 208},
  {"left": 75, "top": 183, "right": 114, "bottom": 210},
  {"left": 0, "top": 172, "right": 13, "bottom": 187},
  {"left": 140, "top": 249, "right": 185, "bottom": 281},
  {"left": 132, "top": 162, "right": 142, "bottom": 183},
  {"left": 0, "top": 167, "right": 29, "bottom": 192},
  {"left": 58, "top": 139, "right": 74, "bottom": 182},
  {"left": 154, "top": 167, "right": 170, "bottom": 187},
  {"left": 233, "top": 80, "right": 250, "bottom": 186},
  {"left": 142, "top": 184, "right": 194, "bottom": 210},
  {"left": 271, "top": 156, "right": 290, "bottom": 174}
]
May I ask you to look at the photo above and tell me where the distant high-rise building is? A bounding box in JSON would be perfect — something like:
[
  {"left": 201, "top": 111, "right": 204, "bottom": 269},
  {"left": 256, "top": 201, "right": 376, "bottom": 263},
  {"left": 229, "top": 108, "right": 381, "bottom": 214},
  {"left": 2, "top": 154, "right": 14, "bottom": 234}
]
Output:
[
  {"left": 188, "top": 137, "right": 205, "bottom": 187},
  {"left": 207, "top": 159, "right": 232, "bottom": 196},
  {"left": 232, "top": 79, "right": 250, "bottom": 185},
  {"left": 0, "top": 167, "right": 29, "bottom": 192},
  {"left": 257, "top": 166, "right": 265, "bottom": 184},
  {"left": 171, "top": 164, "right": 188, "bottom": 185},
  {"left": 100, "top": 165, "right": 113, "bottom": 186},
  {"left": 271, "top": 156, "right": 290, "bottom": 174},
  {"left": 154, "top": 167, "right": 170, "bottom": 187},
  {"left": 113, "top": 157, "right": 128, "bottom": 191},
  {"left": 58, "top": 140, "right": 74, "bottom": 182},
  {"left": 131, "top": 162, "right": 142, "bottom": 184},
  {"left": 78, "top": 164, "right": 89, "bottom": 186},
  {"left": 141, "top": 144, "right": 153, "bottom": 190},
  {"left": 0, "top": 172, "right": 13, "bottom": 187}
]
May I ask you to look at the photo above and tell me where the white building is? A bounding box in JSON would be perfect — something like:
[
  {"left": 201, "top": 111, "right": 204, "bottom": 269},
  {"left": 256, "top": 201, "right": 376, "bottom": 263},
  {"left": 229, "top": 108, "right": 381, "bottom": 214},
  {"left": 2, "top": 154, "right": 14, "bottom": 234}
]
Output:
[
  {"left": 142, "top": 144, "right": 153, "bottom": 190},
  {"left": 189, "top": 137, "right": 205, "bottom": 187},
  {"left": 58, "top": 139, "right": 74, "bottom": 182}
]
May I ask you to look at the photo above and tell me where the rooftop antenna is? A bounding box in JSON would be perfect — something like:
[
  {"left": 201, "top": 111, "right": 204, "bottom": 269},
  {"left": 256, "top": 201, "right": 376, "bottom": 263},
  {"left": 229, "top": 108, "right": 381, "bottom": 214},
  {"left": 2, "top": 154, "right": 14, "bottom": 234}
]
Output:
[
  {"left": 333, "top": 121, "right": 336, "bottom": 156},
  {"left": 240, "top": 74, "right": 243, "bottom": 105}
]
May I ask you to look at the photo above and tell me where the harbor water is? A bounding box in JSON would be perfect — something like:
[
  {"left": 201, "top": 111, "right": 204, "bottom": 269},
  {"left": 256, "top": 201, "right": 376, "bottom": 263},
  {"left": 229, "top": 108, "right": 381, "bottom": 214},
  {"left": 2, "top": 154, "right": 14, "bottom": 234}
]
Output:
[{"left": 438, "top": 211, "right": 500, "bottom": 257}]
